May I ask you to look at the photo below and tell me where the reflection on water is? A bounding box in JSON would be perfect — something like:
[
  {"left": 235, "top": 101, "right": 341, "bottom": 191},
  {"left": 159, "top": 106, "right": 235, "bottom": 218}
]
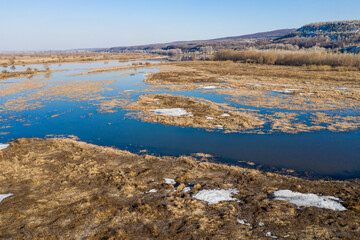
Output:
[{"left": 0, "top": 60, "right": 359, "bottom": 179}]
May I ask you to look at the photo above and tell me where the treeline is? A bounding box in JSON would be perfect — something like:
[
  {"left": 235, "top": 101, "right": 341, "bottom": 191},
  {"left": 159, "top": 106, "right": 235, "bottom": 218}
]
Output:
[{"left": 212, "top": 50, "right": 360, "bottom": 68}]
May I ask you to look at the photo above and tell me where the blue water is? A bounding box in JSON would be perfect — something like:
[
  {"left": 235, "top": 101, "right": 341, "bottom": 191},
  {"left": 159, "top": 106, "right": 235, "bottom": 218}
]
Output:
[{"left": 1, "top": 60, "right": 359, "bottom": 180}]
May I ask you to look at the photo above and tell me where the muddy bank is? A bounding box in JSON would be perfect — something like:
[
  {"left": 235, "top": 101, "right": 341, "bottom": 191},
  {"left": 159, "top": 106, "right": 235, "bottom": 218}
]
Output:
[{"left": 0, "top": 138, "right": 359, "bottom": 239}]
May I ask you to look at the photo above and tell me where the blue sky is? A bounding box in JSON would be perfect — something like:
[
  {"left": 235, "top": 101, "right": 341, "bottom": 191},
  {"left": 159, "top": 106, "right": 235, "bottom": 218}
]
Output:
[{"left": 1, "top": 0, "right": 359, "bottom": 51}]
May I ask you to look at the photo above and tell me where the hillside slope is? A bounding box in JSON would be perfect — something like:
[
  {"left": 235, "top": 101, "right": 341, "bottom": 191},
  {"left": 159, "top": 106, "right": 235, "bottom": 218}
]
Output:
[
  {"left": 276, "top": 20, "right": 360, "bottom": 49},
  {"left": 107, "top": 21, "right": 360, "bottom": 53},
  {"left": 109, "top": 29, "right": 296, "bottom": 52}
]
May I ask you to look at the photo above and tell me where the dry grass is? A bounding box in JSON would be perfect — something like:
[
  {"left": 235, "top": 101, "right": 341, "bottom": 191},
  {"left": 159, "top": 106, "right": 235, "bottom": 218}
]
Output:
[
  {"left": 0, "top": 69, "right": 57, "bottom": 81},
  {"left": 213, "top": 49, "right": 360, "bottom": 68},
  {"left": 0, "top": 138, "right": 359, "bottom": 239},
  {"left": 0, "top": 76, "right": 115, "bottom": 112},
  {"left": 124, "top": 94, "right": 264, "bottom": 132},
  {"left": 0, "top": 52, "right": 161, "bottom": 67},
  {"left": 141, "top": 61, "right": 360, "bottom": 133}
]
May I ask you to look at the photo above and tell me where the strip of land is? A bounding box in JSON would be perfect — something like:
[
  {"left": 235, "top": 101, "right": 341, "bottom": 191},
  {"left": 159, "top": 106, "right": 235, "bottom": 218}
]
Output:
[{"left": 0, "top": 53, "right": 163, "bottom": 66}]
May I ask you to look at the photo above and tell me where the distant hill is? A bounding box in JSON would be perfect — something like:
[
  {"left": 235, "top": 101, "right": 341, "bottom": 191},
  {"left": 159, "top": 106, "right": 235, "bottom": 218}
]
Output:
[
  {"left": 107, "top": 21, "right": 360, "bottom": 54},
  {"left": 275, "top": 20, "right": 360, "bottom": 49},
  {"left": 108, "top": 29, "right": 296, "bottom": 52},
  {"left": 210, "top": 29, "right": 296, "bottom": 41}
]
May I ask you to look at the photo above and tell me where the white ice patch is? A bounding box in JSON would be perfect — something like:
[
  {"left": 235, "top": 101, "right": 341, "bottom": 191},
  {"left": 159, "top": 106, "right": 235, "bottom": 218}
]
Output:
[
  {"left": 266, "top": 232, "right": 277, "bottom": 238},
  {"left": 203, "top": 86, "right": 217, "bottom": 89},
  {"left": 0, "top": 144, "right": 9, "bottom": 150},
  {"left": 164, "top": 178, "right": 176, "bottom": 184},
  {"left": 236, "top": 219, "right": 251, "bottom": 226},
  {"left": 192, "top": 188, "right": 239, "bottom": 204},
  {"left": 146, "top": 189, "right": 157, "bottom": 193},
  {"left": 182, "top": 187, "right": 191, "bottom": 193},
  {"left": 151, "top": 108, "right": 189, "bottom": 117},
  {"left": 0, "top": 193, "right": 13, "bottom": 202},
  {"left": 221, "top": 113, "right": 230, "bottom": 117},
  {"left": 205, "top": 116, "right": 214, "bottom": 120},
  {"left": 299, "top": 92, "right": 315, "bottom": 96},
  {"left": 274, "top": 89, "right": 299, "bottom": 94},
  {"left": 214, "top": 124, "right": 223, "bottom": 129},
  {"left": 273, "top": 190, "right": 346, "bottom": 211}
]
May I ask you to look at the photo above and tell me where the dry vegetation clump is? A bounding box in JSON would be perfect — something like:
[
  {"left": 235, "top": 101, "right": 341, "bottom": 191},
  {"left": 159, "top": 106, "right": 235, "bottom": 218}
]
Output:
[
  {"left": 0, "top": 77, "right": 115, "bottom": 112},
  {"left": 125, "top": 94, "right": 264, "bottom": 132},
  {"left": 66, "top": 61, "right": 172, "bottom": 77},
  {"left": 0, "top": 52, "right": 161, "bottom": 66},
  {"left": 213, "top": 49, "right": 360, "bottom": 68},
  {"left": 0, "top": 138, "right": 359, "bottom": 239},
  {"left": 0, "top": 69, "right": 55, "bottom": 81},
  {"left": 145, "top": 69, "right": 222, "bottom": 85},
  {"left": 141, "top": 61, "right": 360, "bottom": 133},
  {"left": 145, "top": 61, "right": 360, "bottom": 109}
]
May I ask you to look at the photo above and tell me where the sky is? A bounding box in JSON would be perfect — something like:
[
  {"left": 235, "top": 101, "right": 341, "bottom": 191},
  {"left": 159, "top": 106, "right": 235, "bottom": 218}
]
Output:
[{"left": 1, "top": 0, "right": 359, "bottom": 51}]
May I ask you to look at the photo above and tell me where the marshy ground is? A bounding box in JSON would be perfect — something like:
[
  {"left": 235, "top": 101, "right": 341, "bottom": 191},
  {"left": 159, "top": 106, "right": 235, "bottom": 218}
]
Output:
[
  {"left": 0, "top": 53, "right": 360, "bottom": 239},
  {"left": 0, "top": 138, "right": 359, "bottom": 239},
  {"left": 95, "top": 60, "right": 360, "bottom": 134}
]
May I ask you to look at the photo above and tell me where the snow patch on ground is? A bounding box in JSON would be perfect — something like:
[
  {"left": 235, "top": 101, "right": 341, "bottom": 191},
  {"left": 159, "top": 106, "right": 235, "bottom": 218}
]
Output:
[
  {"left": 273, "top": 190, "right": 346, "bottom": 211},
  {"left": 236, "top": 219, "right": 251, "bottom": 226},
  {"left": 205, "top": 116, "right": 214, "bottom": 120},
  {"left": 274, "top": 89, "right": 299, "bottom": 94},
  {"left": 151, "top": 108, "right": 189, "bottom": 117},
  {"left": 214, "top": 124, "right": 223, "bottom": 129},
  {"left": 221, "top": 113, "right": 230, "bottom": 117},
  {"left": 192, "top": 188, "right": 239, "bottom": 204},
  {"left": 182, "top": 187, "right": 191, "bottom": 193},
  {"left": 203, "top": 86, "right": 217, "bottom": 89},
  {"left": 0, "top": 144, "right": 9, "bottom": 150},
  {"left": 299, "top": 92, "right": 315, "bottom": 96},
  {"left": 0, "top": 193, "right": 13, "bottom": 202},
  {"left": 164, "top": 178, "right": 176, "bottom": 184},
  {"left": 146, "top": 189, "right": 157, "bottom": 193},
  {"left": 266, "top": 232, "right": 277, "bottom": 238}
]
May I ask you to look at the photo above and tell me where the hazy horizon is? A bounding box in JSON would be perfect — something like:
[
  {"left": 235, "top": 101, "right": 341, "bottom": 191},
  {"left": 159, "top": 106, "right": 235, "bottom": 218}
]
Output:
[{"left": 1, "top": 0, "right": 360, "bottom": 51}]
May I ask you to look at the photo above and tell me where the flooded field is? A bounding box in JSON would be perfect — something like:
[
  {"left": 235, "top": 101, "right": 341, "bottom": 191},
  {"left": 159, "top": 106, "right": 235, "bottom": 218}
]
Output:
[{"left": 1, "top": 60, "right": 359, "bottom": 179}]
